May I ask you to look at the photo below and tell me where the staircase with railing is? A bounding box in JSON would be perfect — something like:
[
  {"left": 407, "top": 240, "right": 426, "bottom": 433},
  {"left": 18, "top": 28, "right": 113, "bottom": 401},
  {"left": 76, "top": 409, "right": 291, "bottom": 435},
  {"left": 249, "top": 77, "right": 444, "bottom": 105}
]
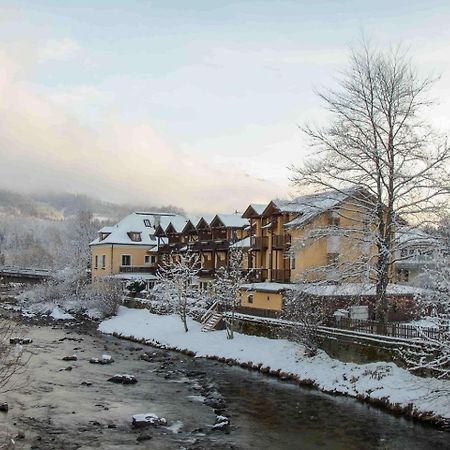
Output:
[{"left": 200, "top": 301, "right": 223, "bottom": 332}]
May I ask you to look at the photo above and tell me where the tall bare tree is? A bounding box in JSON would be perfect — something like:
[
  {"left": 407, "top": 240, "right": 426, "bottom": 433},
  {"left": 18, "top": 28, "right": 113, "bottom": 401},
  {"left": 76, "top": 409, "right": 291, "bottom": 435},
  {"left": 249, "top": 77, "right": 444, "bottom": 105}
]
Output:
[
  {"left": 156, "top": 252, "right": 201, "bottom": 332},
  {"left": 214, "top": 247, "right": 249, "bottom": 339},
  {"left": 290, "top": 40, "right": 450, "bottom": 323}
]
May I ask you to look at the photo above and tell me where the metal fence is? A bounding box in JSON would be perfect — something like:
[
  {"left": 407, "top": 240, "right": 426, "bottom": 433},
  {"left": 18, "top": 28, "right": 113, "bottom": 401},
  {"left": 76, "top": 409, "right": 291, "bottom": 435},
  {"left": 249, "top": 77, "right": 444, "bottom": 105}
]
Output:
[{"left": 332, "top": 317, "right": 446, "bottom": 341}]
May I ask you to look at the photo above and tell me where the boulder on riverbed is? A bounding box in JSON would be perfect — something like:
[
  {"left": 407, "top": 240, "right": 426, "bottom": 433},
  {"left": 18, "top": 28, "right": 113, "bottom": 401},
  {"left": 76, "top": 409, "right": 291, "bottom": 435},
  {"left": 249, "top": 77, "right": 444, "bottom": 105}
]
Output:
[
  {"left": 10, "top": 337, "right": 32, "bottom": 345},
  {"left": 107, "top": 374, "right": 137, "bottom": 385},
  {"left": 0, "top": 402, "right": 8, "bottom": 412},
  {"left": 62, "top": 355, "right": 78, "bottom": 361},
  {"left": 212, "top": 415, "right": 230, "bottom": 431},
  {"left": 90, "top": 354, "right": 114, "bottom": 365},
  {"left": 132, "top": 413, "right": 167, "bottom": 428}
]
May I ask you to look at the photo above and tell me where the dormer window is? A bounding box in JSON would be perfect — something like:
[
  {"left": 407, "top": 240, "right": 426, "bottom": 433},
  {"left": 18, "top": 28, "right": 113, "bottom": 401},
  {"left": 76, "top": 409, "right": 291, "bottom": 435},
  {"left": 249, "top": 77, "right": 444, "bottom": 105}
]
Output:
[
  {"left": 99, "top": 232, "right": 110, "bottom": 241},
  {"left": 128, "top": 232, "right": 142, "bottom": 242},
  {"left": 328, "top": 212, "right": 340, "bottom": 227},
  {"left": 143, "top": 219, "right": 151, "bottom": 227}
]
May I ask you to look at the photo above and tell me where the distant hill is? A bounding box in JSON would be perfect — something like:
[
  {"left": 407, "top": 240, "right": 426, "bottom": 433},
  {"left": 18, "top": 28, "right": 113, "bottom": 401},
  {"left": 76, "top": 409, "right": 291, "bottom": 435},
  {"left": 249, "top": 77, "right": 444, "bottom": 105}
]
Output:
[{"left": 0, "top": 189, "right": 185, "bottom": 222}]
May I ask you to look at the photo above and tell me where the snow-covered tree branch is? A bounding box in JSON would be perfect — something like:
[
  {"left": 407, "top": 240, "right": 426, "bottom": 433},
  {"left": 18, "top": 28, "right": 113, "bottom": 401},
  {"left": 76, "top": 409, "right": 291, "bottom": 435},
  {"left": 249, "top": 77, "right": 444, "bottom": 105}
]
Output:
[
  {"left": 213, "top": 247, "right": 249, "bottom": 339},
  {"left": 156, "top": 252, "right": 201, "bottom": 332},
  {"left": 290, "top": 40, "right": 450, "bottom": 323}
]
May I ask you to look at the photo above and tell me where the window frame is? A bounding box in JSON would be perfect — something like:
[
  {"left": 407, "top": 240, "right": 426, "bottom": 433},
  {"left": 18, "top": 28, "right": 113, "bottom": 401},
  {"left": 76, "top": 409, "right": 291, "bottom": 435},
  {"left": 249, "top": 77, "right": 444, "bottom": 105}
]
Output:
[{"left": 121, "top": 254, "right": 132, "bottom": 266}]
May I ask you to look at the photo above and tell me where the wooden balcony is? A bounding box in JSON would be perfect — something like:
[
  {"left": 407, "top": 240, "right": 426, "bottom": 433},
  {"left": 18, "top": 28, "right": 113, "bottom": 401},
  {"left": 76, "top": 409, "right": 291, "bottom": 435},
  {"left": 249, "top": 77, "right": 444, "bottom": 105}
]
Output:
[
  {"left": 212, "top": 230, "right": 227, "bottom": 240},
  {"left": 158, "top": 243, "right": 183, "bottom": 253},
  {"left": 244, "top": 268, "right": 268, "bottom": 282},
  {"left": 250, "top": 236, "right": 268, "bottom": 250},
  {"left": 199, "top": 267, "right": 215, "bottom": 277},
  {"left": 198, "top": 232, "right": 212, "bottom": 241},
  {"left": 272, "top": 234, "right": 291, "bottom": 249},
  {"left": 270, "top": 269, "right": 291, "bottom": 283}
]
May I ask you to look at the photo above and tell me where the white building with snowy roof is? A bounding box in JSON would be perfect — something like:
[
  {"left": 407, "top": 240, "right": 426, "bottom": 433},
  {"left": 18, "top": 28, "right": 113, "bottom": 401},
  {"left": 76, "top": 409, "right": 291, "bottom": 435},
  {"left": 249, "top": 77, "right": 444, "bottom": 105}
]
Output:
[{"left": 89, "top": 211, "right": 185, "bottom": 280}]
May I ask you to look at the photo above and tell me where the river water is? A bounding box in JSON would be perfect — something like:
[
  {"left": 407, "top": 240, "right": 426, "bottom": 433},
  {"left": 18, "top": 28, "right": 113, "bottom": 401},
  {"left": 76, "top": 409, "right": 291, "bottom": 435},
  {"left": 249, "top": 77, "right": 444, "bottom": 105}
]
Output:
[{"left": 0, "top": 319, "right": 448, "bottom": 450}]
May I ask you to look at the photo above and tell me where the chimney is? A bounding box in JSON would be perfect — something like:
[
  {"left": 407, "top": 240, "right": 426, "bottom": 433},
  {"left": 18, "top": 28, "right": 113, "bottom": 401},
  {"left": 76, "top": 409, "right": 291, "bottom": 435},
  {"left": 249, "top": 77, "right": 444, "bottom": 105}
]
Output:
[{"left": 154, "top": 215, "right": 160, "bottom": 228}]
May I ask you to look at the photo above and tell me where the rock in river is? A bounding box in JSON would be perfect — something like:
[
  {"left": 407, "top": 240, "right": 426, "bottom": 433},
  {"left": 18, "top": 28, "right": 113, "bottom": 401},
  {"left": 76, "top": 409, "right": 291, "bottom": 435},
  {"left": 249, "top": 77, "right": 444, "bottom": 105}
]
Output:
[
  {"left": 107, "top": 374, "right": 137, "bottom": 385},
  {"left": 132, "top": 413, "right": 167, "bottom": 428}
]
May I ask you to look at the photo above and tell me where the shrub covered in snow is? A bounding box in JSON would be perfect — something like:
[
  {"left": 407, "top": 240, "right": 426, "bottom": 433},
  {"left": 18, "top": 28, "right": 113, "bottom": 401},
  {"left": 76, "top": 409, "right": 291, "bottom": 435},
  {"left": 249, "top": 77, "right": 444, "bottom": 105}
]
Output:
[{"left": 18, "top": 269, "right": 122, "bottom": 319}]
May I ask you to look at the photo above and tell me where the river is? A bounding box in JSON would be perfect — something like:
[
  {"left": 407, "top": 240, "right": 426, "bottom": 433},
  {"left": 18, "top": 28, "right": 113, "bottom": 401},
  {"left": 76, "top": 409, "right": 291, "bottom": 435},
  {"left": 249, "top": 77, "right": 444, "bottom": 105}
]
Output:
[{"left": 0, "top": 318, "right": 448, "bottom": 450}]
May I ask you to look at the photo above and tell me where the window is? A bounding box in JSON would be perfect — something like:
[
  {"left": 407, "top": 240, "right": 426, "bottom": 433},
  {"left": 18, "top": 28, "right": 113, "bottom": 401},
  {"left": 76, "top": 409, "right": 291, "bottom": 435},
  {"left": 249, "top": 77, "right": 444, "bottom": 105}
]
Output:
[
  {"left": 143, "top": 219, "right": 151, "bottom": 227},
  {"left": 397, "top": 269, "right": 409, "bottom": 282},
  {"left": 145, "top": 255, "right": 157, "bottom": 264},
  {"left": 94, "top": 255, "right": 98, "bottom": 268},
  {"left": 327, "top": 252, "right": 339, "bottom": 266},
  {"left": 247, "top": 294, "right": 254, "bottom": 304},
  {"left": 128, "top": 232, "right": 142, "bottom": 242},
  {"left": 290, "top": 253, "right": 296, "bottom": 270},
  {"left": 101, "top": 255, "right": 106, "bottom": 269},
  {"left": 328, "top": 213, "right": 340, "bottom": 227},
  {"left": 121, "top": 255, "right": 131, "bottom": 266}
]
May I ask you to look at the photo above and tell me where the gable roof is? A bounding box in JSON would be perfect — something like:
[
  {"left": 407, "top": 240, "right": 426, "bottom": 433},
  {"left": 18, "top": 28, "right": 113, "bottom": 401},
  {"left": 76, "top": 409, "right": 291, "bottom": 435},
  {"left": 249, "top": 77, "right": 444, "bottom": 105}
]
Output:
[
  {"left": 211, "top": 214, "right": 249, "bottom": 229},
  {"left": 196, "top": 215, "right": 214, "bottom": 229},
  {"left": 267, "top": 187, "right": 369, "bottom": 229},
  {"left": 165, "top": 216, "right": 189, "bottom": 234},
  {"left": 242, "top": 203, "right": 267, "bottom": 218}
]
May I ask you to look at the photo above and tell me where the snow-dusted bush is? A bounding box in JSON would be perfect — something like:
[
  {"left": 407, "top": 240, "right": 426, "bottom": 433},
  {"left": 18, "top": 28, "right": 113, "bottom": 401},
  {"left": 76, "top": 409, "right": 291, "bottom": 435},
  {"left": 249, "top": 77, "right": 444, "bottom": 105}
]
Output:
[
  {"left": 18, "top": 269, "right": 122, "bottom": 320},
  {"left": 404, "top": 253, "right": 450, "bottom": 379},
  {"left": 280, "top": 288, "right": 325, "bottom": 357}
]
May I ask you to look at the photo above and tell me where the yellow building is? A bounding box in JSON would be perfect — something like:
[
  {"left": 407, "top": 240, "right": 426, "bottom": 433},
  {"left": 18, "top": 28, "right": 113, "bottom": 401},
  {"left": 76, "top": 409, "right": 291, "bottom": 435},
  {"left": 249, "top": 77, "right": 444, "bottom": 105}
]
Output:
[
  {"left": 240, "top": 188, "right": 379, "bottom": 312},
  {"left": 89, "top": 212, "right": 185, "bottom": 286}
]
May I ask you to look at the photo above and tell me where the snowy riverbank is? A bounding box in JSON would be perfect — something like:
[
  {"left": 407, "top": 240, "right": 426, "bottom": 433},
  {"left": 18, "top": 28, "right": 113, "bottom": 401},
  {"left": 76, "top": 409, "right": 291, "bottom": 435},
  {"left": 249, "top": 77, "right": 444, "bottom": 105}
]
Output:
[{"left": 99, "top": 307, "right": 450, "bottom": 428}]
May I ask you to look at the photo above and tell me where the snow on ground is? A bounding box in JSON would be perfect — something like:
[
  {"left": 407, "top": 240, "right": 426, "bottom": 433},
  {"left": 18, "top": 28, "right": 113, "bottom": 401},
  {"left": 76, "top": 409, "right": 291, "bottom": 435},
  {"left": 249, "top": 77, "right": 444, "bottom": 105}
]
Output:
[
  {"left": 100, "top": 307, "right": 450, "bottom": 422},
  {"left": 49, "top": 306, "right": 74, "bottom": 320}
]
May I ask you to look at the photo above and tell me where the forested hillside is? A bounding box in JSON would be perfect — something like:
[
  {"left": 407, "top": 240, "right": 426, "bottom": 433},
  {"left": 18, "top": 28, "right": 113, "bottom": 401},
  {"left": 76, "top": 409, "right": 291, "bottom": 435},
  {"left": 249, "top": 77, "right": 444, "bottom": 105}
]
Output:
[{"left": 0, "top": 189, "right": 185, "bottom": 268}]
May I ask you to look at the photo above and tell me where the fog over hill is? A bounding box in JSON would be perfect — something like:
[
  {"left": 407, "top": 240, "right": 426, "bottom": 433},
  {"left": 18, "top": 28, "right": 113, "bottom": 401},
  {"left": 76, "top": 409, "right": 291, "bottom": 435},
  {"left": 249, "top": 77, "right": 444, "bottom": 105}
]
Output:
[
  {"left": 0, "top": 189, "right": 185, "bottom": 268},
  {"left": 0, "top": 189, "right": 185, "bottom": 222}
]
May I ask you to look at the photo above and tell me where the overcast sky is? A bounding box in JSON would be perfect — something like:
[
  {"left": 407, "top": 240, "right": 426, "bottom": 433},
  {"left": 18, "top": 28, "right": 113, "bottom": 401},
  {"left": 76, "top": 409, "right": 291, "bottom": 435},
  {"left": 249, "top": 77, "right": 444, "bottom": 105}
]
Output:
[{"left": 0, "top": 1, "right": 450, "bottom": 214}]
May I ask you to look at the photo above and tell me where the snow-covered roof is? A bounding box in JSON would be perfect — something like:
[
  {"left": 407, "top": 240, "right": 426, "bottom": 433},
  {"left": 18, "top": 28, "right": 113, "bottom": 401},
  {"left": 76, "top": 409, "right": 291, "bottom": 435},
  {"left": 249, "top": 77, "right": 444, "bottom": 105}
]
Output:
[
  {"left": 165, "top": 216, "right": 189, "bottom": 233},
  {"left": 109, "top": 273, "right": 158, "bottom": 281},
  {"left": 240, "top": 282, "right": 293, "bottom": 293},
  {"left": 212, "top": 214, "right": 249, "bottom": 228},
  {"left": 99, "top": 226, "right": 115, "bottom": 233},
  {"left": 240, "top": 282, "right": 428, "bottom": 297},
  {"left": 89, "top": 212, "right": 185, "bottom": 246},
  {"left": 296, "top": 283, "right": 429, "bottom": 298},
  {"left": 196, "top": 215, "right": 215, "bottom": 228},
  {"left": 396, "top": 227, "right": 438, "bottom": 248},
  {"left": 281, "top": 188, "right": 363, "bottom": 228},
  {"left": 230, "top": 236, "right": 251, "bottom": 249},
  {"left": 250, "top": 204, "right": 267, "bottom": 215}
]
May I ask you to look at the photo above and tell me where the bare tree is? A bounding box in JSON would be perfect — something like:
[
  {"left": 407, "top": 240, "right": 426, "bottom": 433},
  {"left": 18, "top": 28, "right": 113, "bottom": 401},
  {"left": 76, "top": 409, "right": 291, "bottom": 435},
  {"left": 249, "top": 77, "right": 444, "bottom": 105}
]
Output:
[
  {"left": 214, "top": 247, "right": 249, "bottom": 339},
  {"left": 0, "top": 320, "right": 28, "bottom": 394},
  {"left": 281, "top": 288, "right": 325, "bottom": 357},
  {"left": 156, "top": 252, "right": 201, "bottom": 332},
  {"left": 290, "top": 40, "right": 450, "bottom": 324}
]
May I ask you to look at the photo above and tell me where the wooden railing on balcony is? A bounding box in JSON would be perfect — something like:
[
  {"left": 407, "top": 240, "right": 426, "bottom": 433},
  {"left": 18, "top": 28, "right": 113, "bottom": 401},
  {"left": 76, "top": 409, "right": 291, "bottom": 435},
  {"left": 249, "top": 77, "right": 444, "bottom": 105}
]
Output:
[
  {"left": 250, "top": 236, "right": 268, "bottom": 250},
  {"left": 212, "top": 230, "right": 227, "bottom": 240},
  {"left": 198, "top": 232, "right": 212, "bottom": 241},
  {"left": 272, "top": 234, "right": 291, "bottom": 249},
  {"left": 271, "top": 269, "right": 291, "bottom": 282},
  {"left": 244, "top": 268, "right": 268, "bottom": 282}
]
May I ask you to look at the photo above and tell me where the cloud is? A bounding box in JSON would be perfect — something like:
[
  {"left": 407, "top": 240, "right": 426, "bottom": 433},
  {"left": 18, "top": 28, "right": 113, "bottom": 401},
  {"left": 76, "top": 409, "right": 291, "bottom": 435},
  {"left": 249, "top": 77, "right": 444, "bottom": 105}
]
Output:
[
  {"left": 38, "top": 38, "right": 81, "bottom": 62},
  {"left": 0, "top": 48, "right": 284, "bottom": 214}
]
